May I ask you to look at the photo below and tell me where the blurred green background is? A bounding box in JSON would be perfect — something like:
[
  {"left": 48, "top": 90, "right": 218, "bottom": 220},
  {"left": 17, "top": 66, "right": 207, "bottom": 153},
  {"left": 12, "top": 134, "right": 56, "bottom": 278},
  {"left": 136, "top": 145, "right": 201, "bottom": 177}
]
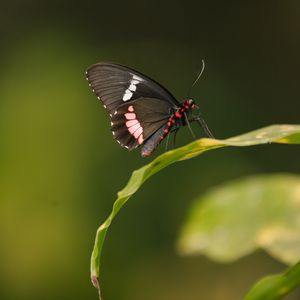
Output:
[{"left": 0, "top": 1, "right": 300, "bottom": 300}]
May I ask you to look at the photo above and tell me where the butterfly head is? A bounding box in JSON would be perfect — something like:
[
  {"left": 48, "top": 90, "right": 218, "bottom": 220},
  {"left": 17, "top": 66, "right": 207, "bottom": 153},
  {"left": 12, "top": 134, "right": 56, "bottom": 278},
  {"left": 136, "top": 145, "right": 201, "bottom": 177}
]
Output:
[
  {"left": 187, "top": 99, "right": 203, "bottom": 119},
  {"left": 187, "top": 99, "right": 198, "bottom": 110}
]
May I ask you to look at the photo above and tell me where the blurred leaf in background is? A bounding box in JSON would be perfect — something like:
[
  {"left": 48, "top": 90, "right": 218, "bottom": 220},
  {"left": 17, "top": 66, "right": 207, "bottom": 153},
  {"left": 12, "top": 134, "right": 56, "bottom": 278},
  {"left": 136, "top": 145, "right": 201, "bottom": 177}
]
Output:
[
  {"left": 0, "top": 32, "right": 103, "bottom": 300},
  {"left": 178, "top": 174, "right": 300, "bottom": 265}
]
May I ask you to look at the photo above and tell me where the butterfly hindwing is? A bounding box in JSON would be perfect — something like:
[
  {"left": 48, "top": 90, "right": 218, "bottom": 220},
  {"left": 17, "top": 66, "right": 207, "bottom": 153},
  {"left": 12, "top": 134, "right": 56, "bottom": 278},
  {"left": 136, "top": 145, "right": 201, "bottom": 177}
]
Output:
[
  {"left": 86, "top": 62, "right": 179, "bottom": 115},
  {"left": 111, "top": 98, "right": 172, "bottom": 150}
]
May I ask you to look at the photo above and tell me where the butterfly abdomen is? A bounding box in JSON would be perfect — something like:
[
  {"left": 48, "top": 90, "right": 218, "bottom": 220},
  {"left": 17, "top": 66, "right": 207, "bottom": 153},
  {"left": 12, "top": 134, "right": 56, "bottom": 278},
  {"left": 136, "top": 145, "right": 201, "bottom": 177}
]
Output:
[
  {"left": 141, "top": 127, "right": 166, "bottom": 157},
  {"left": 141, "top": 117, "right": 176, "bottom": 157}
]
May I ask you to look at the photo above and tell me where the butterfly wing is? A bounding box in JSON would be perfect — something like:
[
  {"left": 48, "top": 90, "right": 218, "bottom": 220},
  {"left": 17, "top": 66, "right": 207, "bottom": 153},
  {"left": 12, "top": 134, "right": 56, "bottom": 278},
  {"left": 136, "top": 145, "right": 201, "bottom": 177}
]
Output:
[
  {"left": 111, "top": 98, "right": 172, "bottom": 150},
  {"left": 86, "top": 62, "right": 179, "bottom": 115}
]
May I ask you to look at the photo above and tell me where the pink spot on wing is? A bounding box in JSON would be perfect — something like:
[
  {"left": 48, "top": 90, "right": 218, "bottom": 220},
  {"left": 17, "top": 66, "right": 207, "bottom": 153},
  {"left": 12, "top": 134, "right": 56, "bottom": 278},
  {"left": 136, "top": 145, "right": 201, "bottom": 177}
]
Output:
[
  {"left": 126, "top": 120, "right": 138, "bottom": 128},
  {"left": 134, "top": 127, "right": 143, "bottom": 139},
  {"left": 128, "top": 123, "right": 140, "bottom": 134},
  {"left": 125, "top": 113, "right": 136, "bottom": 120},
  {"left": 138, "top": 134, "right": 144, "bottom": 144},
  {"left": 128, "top": 105, "right": 134, "bottom": 112}
]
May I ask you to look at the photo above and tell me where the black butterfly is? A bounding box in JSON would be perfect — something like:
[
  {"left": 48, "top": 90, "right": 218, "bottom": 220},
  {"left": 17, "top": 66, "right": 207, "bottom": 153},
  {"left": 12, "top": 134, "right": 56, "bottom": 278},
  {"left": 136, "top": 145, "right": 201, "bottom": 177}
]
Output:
[{"left": 86, "top": 62, "right": 214, "bottom": 157}]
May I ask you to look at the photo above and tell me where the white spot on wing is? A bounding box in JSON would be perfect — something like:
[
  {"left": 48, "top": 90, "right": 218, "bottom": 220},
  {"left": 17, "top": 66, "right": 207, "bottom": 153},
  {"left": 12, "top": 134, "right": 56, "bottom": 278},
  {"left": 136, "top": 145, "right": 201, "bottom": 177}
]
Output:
[
  {"left": 133, "top": 74, "right": 144, "bottom": 81},
  {"left": 122, "top": 75, "right": 143, "bottom": 102},
  {"left": 123, "top": 91, "right": 133, "bottom": 101},
  {"left": 131, "top": 79, "right": 139, "bottom": 85},
  {"left": 129, "top": 84, "right": 137, "bottom": 91}
]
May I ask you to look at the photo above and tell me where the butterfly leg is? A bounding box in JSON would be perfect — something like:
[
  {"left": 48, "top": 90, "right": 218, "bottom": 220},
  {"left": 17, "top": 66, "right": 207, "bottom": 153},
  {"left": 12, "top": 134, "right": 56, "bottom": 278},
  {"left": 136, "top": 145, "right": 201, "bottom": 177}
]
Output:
[
  {"left": 165, "top": 131, "right": 171, "bottom": 152},
  {"left": 184, "top": 112, "right": 196, "bottom": 139},
  {"left": 172, "top": 128, "right": 179, "bottom": 148},
  {"left": 193, "top": 116, "right": 214, "bottom": 138}
]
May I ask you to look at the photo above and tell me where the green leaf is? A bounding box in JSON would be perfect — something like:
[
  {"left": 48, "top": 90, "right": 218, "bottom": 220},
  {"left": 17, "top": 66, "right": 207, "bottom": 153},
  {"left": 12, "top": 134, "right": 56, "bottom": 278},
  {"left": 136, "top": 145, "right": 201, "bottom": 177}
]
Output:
[
  {"left": 243, "top": 261, "right": 300, "bottom": 300},
  {"left": 90, "top": 124, "right": 300, "bottom": 295},
  {"left": 177, "top": 174, "right": 300, "bottom": 265}
]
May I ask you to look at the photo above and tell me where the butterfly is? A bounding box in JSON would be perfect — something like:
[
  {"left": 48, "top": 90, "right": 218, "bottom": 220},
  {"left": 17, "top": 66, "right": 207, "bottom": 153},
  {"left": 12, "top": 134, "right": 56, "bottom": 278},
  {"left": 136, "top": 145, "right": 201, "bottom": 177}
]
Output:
[{"left": 86, "top": 62, "right": 214, "bottom": 157}]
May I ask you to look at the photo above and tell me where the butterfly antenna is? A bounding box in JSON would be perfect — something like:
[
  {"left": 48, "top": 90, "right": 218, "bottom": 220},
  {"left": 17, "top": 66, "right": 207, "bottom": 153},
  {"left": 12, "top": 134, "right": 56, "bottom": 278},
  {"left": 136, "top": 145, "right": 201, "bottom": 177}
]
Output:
[{"left": 187, "top": 59, "right": 206, "bottom": 99}]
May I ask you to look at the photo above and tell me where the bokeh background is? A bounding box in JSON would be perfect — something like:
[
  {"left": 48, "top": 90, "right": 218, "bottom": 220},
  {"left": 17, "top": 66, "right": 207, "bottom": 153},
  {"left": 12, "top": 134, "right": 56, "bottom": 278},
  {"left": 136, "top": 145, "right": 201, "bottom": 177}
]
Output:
[{"left": 1, "top": 1, "right": 300, "bottom": 300}]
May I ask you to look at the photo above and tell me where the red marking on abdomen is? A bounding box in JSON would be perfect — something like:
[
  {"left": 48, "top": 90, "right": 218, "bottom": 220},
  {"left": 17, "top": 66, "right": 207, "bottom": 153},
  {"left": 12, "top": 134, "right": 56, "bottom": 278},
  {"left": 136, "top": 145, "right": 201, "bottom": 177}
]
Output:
[
  {"left": 169, "top": 117, "right": 175, "bottom": 124},
  {"left": 175, "top": 112, "right": 182, "bottom": 118}
]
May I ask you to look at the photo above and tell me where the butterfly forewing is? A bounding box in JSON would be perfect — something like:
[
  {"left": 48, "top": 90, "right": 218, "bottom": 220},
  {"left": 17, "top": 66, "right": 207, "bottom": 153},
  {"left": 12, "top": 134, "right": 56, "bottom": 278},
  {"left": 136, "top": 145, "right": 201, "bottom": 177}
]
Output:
[{"left": 86, "top": 63, "right": 179, "bottom": 115}]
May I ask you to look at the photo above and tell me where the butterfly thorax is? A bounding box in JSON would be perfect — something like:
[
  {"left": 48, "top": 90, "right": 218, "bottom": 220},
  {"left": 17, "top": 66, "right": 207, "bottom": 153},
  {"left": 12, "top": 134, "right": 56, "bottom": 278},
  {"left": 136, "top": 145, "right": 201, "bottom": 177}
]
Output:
[{"left": 174, "top": 99, "right": 195, "bottom": 120}]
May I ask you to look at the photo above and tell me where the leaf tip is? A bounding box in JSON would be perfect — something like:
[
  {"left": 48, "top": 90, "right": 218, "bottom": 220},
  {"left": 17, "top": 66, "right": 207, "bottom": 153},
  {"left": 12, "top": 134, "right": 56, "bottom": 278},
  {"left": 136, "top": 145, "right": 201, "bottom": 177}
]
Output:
[
  {"left": 91, "top": 275, "right": 103, "bottom": 300},
  {"left": 91, "top": 275, "right": 99, "bottom": 289}
]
